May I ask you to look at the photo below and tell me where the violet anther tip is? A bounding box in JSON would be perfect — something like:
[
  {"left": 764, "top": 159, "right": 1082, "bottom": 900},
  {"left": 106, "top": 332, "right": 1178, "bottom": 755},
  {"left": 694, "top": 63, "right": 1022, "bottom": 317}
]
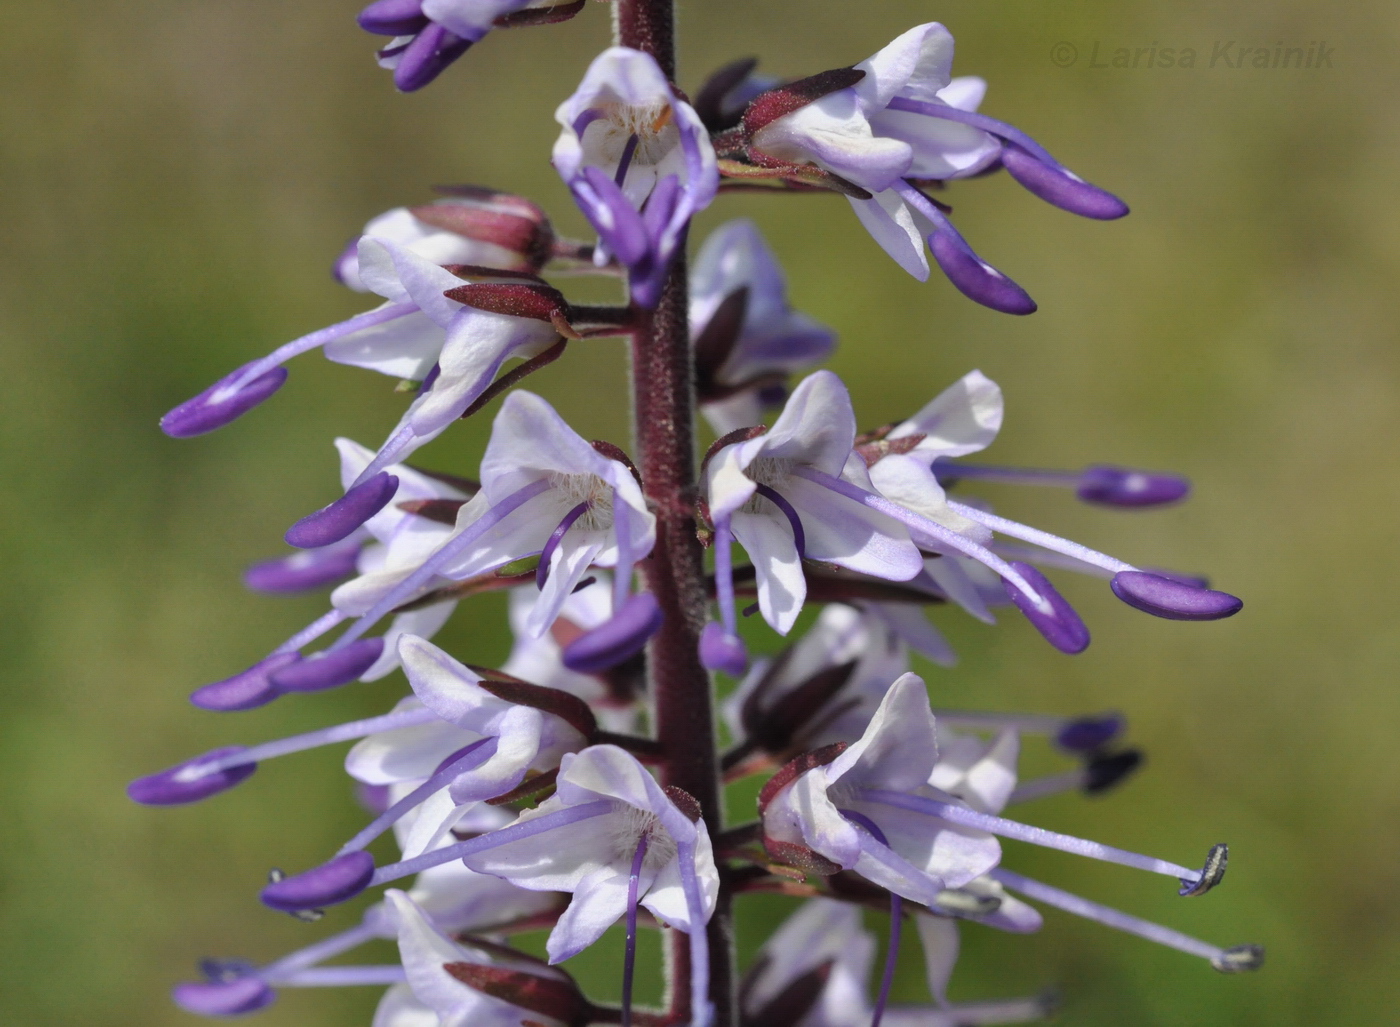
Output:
[
  {"left": 1076, "top": 465, "right": 1191, "bottom": 508},
  {"left": 1211, "top": 944, "right": 1265, "bottom": 973},
  {"left": 260, "top": 851, "right": 376, "bottom": 912},
  {"left": 699, "top": 622, "right": 748, "bottom": 676},
  {"left": 1000, "top": 145, "right": 1130, "bottom": 220},
  {"left": 172, "top": 976, "right": 276, "bottom": 1017},
  {"left": 127, "top": 747, "right": 256, "bottom": 806},
  {"left": 1178, "top": 843, "right": 1228, "bottom": 897},
  {"left": 929, "top": 232, "right": 1037, "bottom": 315},
  {"left": 285, "top": 473, "right": 399, "bottom": 549},
  {"left": 243, "top": 544, "right": 362, "bottom": 593},
  {"left": 1111, "top": 571, "right": 1243, "bottom": 621},
  {"left": 266, "top": 638, "right": 385, "bottom": 693},
  {"left": 189, "top": 652, "right": 301, "bottom": 712},
  {"left": 1055, "top": 714, "right": 1124, "bottom": 753},
  {"left": 1004, "top": 562, "right": 1090, "bottom": 654},
  {"left": 562, "top": 592, "right": 664, "bottom": 673},
  {"left": 358, "top": 0, "right": 429, "bottom": 36},
  {"left": 160, "top": 366, "right": 289, "bottom": 439}
]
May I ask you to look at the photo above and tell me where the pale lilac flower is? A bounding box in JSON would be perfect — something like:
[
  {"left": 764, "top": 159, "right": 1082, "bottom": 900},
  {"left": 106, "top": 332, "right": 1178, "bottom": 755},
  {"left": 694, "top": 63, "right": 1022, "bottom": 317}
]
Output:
[
  {"left": 689, "top": 219, "right": 835, "bottom": 435},
  {"left": 329, "top": 390, "right": 658, "bottom": 659},
  {"left": 761, "top": 673, "right": 1001, "bottom": 905},
  {"left": 554, "top": 48, "right": 718, "bottom": 306},
  {"left": 745, "top": 24, "right": 1127, "bottom": 313},
  {"left": 461, "top": 745, "right": 719, "bottom": 965},
  {"left": 702, "top": 370, "right": 923, "bottom": 669},
  {"left": 334, "top": 190, "right": 555, "bottom": 289},
  {"left": 740, "top": 899, "right": 875, "bottom": 1027}
]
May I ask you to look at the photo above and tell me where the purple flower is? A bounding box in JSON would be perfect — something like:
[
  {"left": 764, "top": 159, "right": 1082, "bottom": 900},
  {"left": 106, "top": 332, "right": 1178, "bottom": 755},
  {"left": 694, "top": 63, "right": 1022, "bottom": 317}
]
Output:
[{"left": 554, "top": 48, "right": 718, "bottom": 307}]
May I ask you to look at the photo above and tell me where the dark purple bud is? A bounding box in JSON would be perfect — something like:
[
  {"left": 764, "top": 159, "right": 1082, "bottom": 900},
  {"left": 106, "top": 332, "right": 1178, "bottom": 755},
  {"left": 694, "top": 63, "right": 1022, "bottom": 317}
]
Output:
[
  {"left": 392, "top": 24, "right": 472, "bottom": 93},
  {"left": 285, "top": 473, "right": 399, "bottom": 549},
  {"left": 562, "top": 592, "right": 664, "bottom": 673},
  {"left": 929, "top": 232, "right": 1037, "bottom": 316},
  {"left": 261, "top": 851, "right": 376, "bottom": 912},
  {"left": 1055, "top": 714, "right": 1124, "bottom": 753},
  {"left": 160, "top": 366, "right": 289, "bottom": 439},
  {"left": 700, "top": 622, "right": 748, "bottom": 676},
  {"left": 1000, "top": 145, "right": 1129, "bottom": 221},
  {"left": 358, "top": 0, "right": 428, "bottom": 35},
  {"left": 189, "top": 652, "right": 302, "bottom": 712},
  {"left": 172, "top": 977, "right": 276, "bottom": 1017},
  {"left": 1004, "top": 562, "right": 1090, "bottom": 654},
  {"left": 267, "top": 638, "right": 384, "bottom": 693},
  {"left": 1076, "top": 465, "right": 1190, "bottom": 508},
  {"left": 1083, "top": 748, "right": 1144, "bottom": 795},
  {"left": 1111, "top": 571, "right": 1242, "bottom": 621},
  {"left": 244, "top": 542, "right": 364, "bottom": 594},
  {"left": 127, "top": 747, "right": 256, "bottom": 806}
]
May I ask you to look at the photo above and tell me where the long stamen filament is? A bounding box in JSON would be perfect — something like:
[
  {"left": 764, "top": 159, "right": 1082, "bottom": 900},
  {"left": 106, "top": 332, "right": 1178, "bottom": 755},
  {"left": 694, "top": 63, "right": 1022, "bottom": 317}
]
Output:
[
  {"left": 176, "top": 706, "right": 441, "bottom": 780},
  {"left": 336, "top": 736, "right": 498, "bottom": 855},
  {"left": 858, "top": 790, "right": 1201, "bottom": 883},
  {"left": 621, "top": 835, "right": 649, "bottom": 1027},
  {"left": 753, "top": 483, "right": 806, "bottom": 559},
  {"left": 713, "top": 514, "right": 739, "bottom": 635},
  {"left": 368, "top": 799, "right": 614, "bottom": 887},
  {"left": 1006, "top": 769, "right": 1086, "bottom": 805},
  {"left": 260, "top": 923, "right": 382, "bottom": 979},
  {"left": 933, "top": 462, "right": 1081, "bottom": 489},
  {"left": 615, "top": 133, "right": 641, "bottom": 188},
  {"left": 270, "top": 966, "right": 407, "bottom": 987},
  {"left": 787, "top": 466, "right": 1041, "bottom": 603},
  {"left": 538, "top": 502, "right": 591, "bottom": 589},
  {"left": 274, "top": 609, "right": 348, "bottom": 656},
  {"left": 840, "top": 810, "right": 902, "bottom": 1027},
  {"left": 945, "top": 501, "right": 1135, "bottom": 576}
]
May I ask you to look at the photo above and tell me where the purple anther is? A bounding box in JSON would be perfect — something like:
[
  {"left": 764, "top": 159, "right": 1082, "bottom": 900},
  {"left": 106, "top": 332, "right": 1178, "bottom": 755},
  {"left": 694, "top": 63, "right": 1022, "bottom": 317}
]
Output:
[
  {"left": 573, "top": 167, "right": 650, "bottom": 266},
  {"left": 1111, "top": 571, "right": 1243, "bottom": 622},
  {"left": 160, "top": 366, "right": 289, "bottom": 439},
  {"left": 537, "top": 502, "right": 591, "bottom": 589},
  {"left": 244, "top": 540, "right": 363, "bottom": 594},
  {"left": 1000, "top": 144, "right": 1130, "bottom": 220},
  {"left": 267, "top": 638, "right": 384, "bottom": 693},
  {"left": 261, "top": 851, "right": 376, "bottom": 912},
  {"left": 127, "top": 747, "right": 257, "bottom": 806},
  {"left": 562, "top": 592, "right": 664, "bottom": 673},
  {"left": 929, "top": 231, "right": 1037, "bottom": 316},
  {"left": 1055, "top": 714, "right": 1125, "bottom": 753},
  {"left": 753, "top": 483, "right": 806, "bottom": 559},
  {"left": 172, "top": 977, "right": 276, "bottom": 1017},
  {"left": 1003, "top": 562, "right": 1090, "bottom": 654},
  {"left": 699, "top": 622, "right": 747, "bottom": 676},
  {"left": 393, "top": 23, "right": 472, "bottom": 93},
  {"left": 1076, "top": 465, "right": 1190, "bottom": 508},
  {"left": 286, "top": 473, "right": 399, "bottom": 550},
  {"left": 358, "top": 0, "right": 428, "bottom": 35},
  {"left": 189, "top": 652, "right": 302, "bottom": 712}
]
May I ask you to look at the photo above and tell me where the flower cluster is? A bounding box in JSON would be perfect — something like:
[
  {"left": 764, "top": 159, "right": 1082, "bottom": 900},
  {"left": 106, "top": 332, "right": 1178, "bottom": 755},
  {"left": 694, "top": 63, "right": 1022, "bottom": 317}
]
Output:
[{"left": 134, "top": 9, "right": 1261, "bottom": 1027}]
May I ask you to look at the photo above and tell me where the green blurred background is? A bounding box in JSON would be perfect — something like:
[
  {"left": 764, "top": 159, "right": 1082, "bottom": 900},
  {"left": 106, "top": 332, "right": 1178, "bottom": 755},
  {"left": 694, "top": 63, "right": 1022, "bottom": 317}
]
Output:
[{"left": 3, "top": 0, "right": 1398, "bottom": 1023}]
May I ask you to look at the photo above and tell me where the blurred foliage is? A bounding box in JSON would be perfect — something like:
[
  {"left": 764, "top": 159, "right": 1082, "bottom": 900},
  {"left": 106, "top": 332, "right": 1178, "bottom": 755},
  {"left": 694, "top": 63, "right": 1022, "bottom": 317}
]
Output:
[{"left": 2, "top": 0, "right": 1399, "bottom": 1024}]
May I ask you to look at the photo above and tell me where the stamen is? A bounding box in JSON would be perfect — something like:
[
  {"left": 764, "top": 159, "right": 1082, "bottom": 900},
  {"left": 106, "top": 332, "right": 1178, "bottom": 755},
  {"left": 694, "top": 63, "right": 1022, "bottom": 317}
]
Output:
[
  {"left": 244, "top": 537, "right": 364, "bottom": 594},
  {"left": 286, "top": 473, "right": 401, "bottom": 550},
  {"left": 787, "top": 465, "right": 1042, "bottom": 603},
  {"left": 991, "top": 869, "right": 1262, "bottom": 972},
  {"left": 883, "top": 97, "right": 1059, "bottom": 168},
  {"left": 1006, "top": 768, "right": 1085, "bottom": 806},
  {"left": 753, "top": 483, "right": 806, "bottom": 560},
  {"left": 335, "top": 736, "right": 498, "bottom": 855},
  {"left": 700, "top": 514, "right": 748, "bottom": 675},
  {"left": 274, "top": 608, "right": 349, "bottom": 656},
  {"left": 537, "top": 502, "right": 590, "bottom": 589},
  {"left": 274, "top": 965, "right": 408, "bottom": 987},
  {"left": 930, "top": 709, "right": 1125, "bottom": 752},
  {"left": 839, "top": 810, "right": 901, "bottom": 1027},
  {"left": 163, "top": 705, "right": 441, "bottom": 781},
  {"left": 945, "top": 501, "right": 1136, "bottom": 576},
  {"left": 260, "top": 922, "right": 382, "bottom": 980},
  {"left": 858, "top": 789, "right": 1212, "bottom": 888},
  {"left": 615, "top": 133, "right": 641, "bottom": 188},
  {"left": 675, "top": 835, "right": 714, "bottom": 1027},
  {"left": 621, "top": 835, "right": 648, "bottom": 1027},
  {"left": 330, "top": 477, "right": 553, "bottom": 651}
]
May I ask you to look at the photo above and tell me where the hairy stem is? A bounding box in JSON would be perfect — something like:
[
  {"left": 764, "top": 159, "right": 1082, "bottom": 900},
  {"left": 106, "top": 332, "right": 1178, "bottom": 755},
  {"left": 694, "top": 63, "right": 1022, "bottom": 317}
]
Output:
[{"left": 615, "top": 3, "right": 734, "bottom": 1023}]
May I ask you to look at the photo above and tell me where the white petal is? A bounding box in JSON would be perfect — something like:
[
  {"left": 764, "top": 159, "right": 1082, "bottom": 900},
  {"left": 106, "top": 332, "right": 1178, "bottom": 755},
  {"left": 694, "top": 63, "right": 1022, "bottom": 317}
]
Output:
[
  {"left": 481, "top": 392, "right": 615, "bottom": 499},
  {"left": 361, "top": 602, "right": 458, "bottom": 682},
  {"left": 847, "top": 192, "right": 929, "bottom": 280},
  {"left": 780, "top": 473, "right": 923, "bottom": 580},
  {"left": 938, "top": 75, "right": 987, "bottom": 112},
  {"left": 889, "top": 370, "right": 1003, "bottom": 457},
  {"left": 546, "top": 869, "right": 634, "bottom": 963},
  {"left": 399, "top": 634, "right": 513, "bottom": 729},
  {"left": 346, "top": 703, "right": 478, "bottom": 785},
  {"left": 373, "top": 983, "right": 440, "bottom": 1027},
  {"left": 867, "top": 453, "right": 989, "bottom": 540},
  {"left": 752, "top": 90, "right": 912, "bottom": 193},
  {"left": 855, "top": 23, "right": 956, "bottom": 109},
  {"left": 730, "top": 510, "right": 806, "bottom": 634},
  {"left": 827, "top": 673, "right": 940, "bottom": 791},
  {"left": 324, "top": 307, "right": 446, "bottom": 380},
  {"left": 526, "top": 535, "right": 606, "bottom": 637},
  {"left": 914, "top": 912, "right": 960, "bottom": 1005}
]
